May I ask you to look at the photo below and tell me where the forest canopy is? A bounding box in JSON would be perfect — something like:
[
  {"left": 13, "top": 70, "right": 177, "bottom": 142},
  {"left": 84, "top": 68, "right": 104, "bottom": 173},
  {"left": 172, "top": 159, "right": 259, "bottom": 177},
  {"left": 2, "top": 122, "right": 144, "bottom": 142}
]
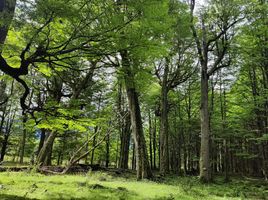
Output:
[{"left": 0, "top": 0, "right": 267, "bottom": 188}]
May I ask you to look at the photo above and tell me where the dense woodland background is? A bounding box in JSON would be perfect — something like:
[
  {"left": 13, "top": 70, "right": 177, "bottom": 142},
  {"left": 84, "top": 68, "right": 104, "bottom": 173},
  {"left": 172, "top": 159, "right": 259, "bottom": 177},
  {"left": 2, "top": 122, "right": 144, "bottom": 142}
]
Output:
[{"left": 0, "top": 0, "right": 267, "bottom": 185}]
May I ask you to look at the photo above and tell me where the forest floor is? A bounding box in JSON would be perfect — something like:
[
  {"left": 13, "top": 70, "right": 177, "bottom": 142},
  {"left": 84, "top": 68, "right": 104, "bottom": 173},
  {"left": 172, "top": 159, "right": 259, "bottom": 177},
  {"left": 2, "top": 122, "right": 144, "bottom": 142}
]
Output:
[{"left": 0, "top": 170, "right": 267, "bottom": 200}]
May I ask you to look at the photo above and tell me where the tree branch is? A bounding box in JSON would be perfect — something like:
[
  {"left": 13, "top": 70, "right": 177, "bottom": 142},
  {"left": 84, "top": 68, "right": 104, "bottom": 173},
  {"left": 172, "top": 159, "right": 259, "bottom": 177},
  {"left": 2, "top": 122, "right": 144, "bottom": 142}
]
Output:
[
  {"left": 207, "top": 17, "right": 244, "bottom": 47},
  {"left": 189, "top": 0, "right": 205, "bottom": 65}
]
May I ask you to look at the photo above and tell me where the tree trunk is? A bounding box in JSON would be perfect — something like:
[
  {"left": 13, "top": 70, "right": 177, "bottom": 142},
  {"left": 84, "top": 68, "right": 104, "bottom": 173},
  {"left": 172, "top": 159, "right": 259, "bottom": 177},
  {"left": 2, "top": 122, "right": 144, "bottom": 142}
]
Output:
[
  {"left": 105, "top": 132, "right": 110, "bottom": 168},
  {"left": 119, "top": 113, "right": 131, "bottom": 169},
  {"left": 37, "top": 129, "right": 46, "bottom": 156},
  {"left": 0, "top": 134, "right": 9, "bottom": 161},
  {"left": 249, "top": 66, "right": 268, "bottom": 179},
  {"left": 85, "top": 131, "right": 89, "bottom": 164},
  {"left": 43, "top": 135, "right": 54, "bottom": 166},
  {"left": 115, "top": 134, "right": 119, "bottom": 168},
  {"left": 132, "top": 141, "right": 136, "bottom": 170},
  {"left": 90, "top": 127, "right": 97, "bottom": 165},
  {"left": 200, "top": 67, "right": 211, "bottom": 182},
  {"left": 210, "top": 77, "right": 217, "bottom": 174},
  {"left": 126, "top": 87, "right": 152, "bottom": 179},
  {"left": 173, "top": 107, "right": 181, "bottom": 175},
  {"left": 223, "top": 139, "right": 229, "bottom": 182},
  {"left": 0, "top": 106, "right": 15, "bottom": 162},
  {"left": 19, "top": 114, "right": 27, "bottom": 164},
  {"left": 121, "top": 50, "right": 152, "bottom": 180},
  {"left": 36, "top": 131, "right": 57, "bottom": 166},
  {"left": 90, "top": 94, "right": 102, "bottom": 165},
  {"left": 159, "top": 59, "right": 169, "bottom": 175},
  {"left": 0, "top": 104, "right": 7, "bottom": 161},
  {"left": 149, "top": 111, "right": 153, "bottom": 170},
  {"left": 219, "top": 72, "right": 230, "bottom": 182},
  {"left": 153, "top": 116, "right": 157, "bottom": 169}
]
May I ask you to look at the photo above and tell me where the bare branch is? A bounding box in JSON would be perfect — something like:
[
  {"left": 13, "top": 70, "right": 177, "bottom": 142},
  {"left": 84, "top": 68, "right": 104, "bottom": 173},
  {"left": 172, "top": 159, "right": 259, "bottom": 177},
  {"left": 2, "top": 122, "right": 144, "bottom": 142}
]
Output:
[{"left": 207, "top": 17, "right": 244, "bottom": 47}]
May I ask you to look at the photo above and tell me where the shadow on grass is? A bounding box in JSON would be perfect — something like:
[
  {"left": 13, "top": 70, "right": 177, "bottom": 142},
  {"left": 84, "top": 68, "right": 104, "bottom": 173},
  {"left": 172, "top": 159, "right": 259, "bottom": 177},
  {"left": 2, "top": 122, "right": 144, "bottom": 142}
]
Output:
[
  {"left": 43, "top": 184, "right": 138, "bottom": 200},
  {"left": 0, "top": 194, "right": 38, "bottom": 200}
]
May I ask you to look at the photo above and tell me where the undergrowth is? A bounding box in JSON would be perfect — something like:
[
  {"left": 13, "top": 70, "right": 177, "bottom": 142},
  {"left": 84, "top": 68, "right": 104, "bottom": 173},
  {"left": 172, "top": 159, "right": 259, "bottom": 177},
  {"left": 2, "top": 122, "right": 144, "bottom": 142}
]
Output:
[{"left": 0, "top": 172, "right": 267, "bottom": 200}]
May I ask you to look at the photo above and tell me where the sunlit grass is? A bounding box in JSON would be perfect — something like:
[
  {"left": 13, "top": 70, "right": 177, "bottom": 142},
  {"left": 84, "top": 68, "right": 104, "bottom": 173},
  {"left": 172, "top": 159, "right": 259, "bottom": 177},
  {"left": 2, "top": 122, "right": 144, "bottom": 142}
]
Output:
[{"left": 0, "top": 171, "right": 267, "bottom": 199}]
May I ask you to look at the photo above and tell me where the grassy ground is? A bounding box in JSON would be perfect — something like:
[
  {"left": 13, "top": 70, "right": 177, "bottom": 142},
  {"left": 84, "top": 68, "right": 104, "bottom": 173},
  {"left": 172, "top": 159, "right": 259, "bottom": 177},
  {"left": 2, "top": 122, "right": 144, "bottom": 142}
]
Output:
[{"left": 0, "top": 171, "right": 267, "bottom": 200}]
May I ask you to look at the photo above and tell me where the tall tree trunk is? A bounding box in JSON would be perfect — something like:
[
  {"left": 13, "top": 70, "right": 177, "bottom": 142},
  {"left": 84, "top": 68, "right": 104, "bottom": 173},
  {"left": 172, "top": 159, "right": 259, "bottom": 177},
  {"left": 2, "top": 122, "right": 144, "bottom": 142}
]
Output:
[
  {"left": 249, "top": 66, "right": 268, "bottom": 179},
  {"left": 153, "top": 116, "right": 157, "bottom": 169},
  {"left": 126, "top": 87, "right": 152, "bottom": 179},
  {"left": 185, "top": 80, "right": 194, "bottom": 173},
  {"left": 189, "top": 4, "right": 211, "bottom": 180},
  {"left": 91, "top": 94, "right": 102, "bottom": 165},
  {"left": 121, "top": 50, "right": 152, "bottom": 180},
  {"left": 173, "top": 106, "right": 181, "bottom": 175},
  {"left": 0, "top": 105, "right": 7, "bottom": 161},
  {"left": 119, "top": 113, "right": 131, "bottom": 169},
  {"left": 115, "top": 134, "right": 119, "bottom": 168},
  {"left": 190, "top": 0, "right": 236, "bottom": 182},
  {"left": 159, "top": 59, "right": 169, "bottom": 175},
  {"left": 132, "top": 141, "right": 136, "bottom": 170},
  {"left": 200, "top": 66, "right": 211, "bottom": 182},
  {"left": 209, "top": 77, "right": 217, "bottom": 174},
  {"left": 178, "top": 102, "right": 187, "bottom": 174},
  {"left": 149, "top": 110, "right": 153, "bottom": 170},
  {"left": 0, "top": 107, "right": 15, "bottom": 162},
  {"left": 105, "top": 132, "right": 110, "bottom": 168},
  {"left": 219, "top": 72, "right": 229, "bottom": 182}
]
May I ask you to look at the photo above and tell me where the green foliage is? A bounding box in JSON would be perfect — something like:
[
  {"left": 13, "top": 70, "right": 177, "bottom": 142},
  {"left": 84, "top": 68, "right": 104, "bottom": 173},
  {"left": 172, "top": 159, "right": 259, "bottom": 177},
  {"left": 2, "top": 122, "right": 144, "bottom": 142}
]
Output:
[{"left": 0, "top": 0, "right": 267, "bottom": 186}]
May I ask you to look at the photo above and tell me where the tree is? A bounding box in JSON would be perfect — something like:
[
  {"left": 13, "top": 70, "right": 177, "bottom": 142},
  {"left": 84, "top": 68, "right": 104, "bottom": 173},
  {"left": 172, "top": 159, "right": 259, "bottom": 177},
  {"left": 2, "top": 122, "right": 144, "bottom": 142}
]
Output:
[
  {"left": 0, "top": 0, "right": 131, "bottom": 111},
  {"left": 155, "top": 2, "right": 194, "bottom": 174},
  {"left": 189, "top": 0, "right": 243, "bottom": 182},
  {"left": 114, "top": 0, "right": 172, "bottom": 180}
]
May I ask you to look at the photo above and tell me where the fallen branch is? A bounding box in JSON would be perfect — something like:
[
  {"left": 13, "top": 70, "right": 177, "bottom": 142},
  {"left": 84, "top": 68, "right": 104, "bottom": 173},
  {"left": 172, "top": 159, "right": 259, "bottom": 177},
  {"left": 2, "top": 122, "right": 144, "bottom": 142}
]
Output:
[{"left": 61, "top": 130, "right": 110, "bottom": 174}]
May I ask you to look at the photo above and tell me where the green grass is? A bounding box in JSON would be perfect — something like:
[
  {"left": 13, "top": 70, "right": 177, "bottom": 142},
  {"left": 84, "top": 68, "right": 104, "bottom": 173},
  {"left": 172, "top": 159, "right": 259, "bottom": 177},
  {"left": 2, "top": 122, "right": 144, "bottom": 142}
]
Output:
[{"left": 0, "top": 171, "right": 267, "bottom": 200}]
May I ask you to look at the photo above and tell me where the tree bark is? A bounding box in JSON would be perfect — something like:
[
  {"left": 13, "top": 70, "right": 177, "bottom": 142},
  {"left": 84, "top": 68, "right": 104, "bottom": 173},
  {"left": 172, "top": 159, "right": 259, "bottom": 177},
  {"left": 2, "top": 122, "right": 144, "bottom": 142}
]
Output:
[
  {"left": 37, "top": 129, "right": 46, "bottom": 156},
  {"left": 249, "top": 66, "right": 268, "bottom": 179},
  {"left": 0, "top": 134, "right": 9, "bottom": 161},
  {"left": 119, "top": 113, "right": 131, "bottom": 169},
  {"left": 153, "top": 116, "right": 157, "bottom": 169},
  {"left": 43, "top": 133, "right": 54, "bottom": 166},
  {"left": 199, "top": 66, "right": 211, "bottom": 182},
  {"left": 121, "top": 50, "right": 152, "bottom": 180},
  {"left": 0, "top": 104, "right": 7, "bottom": 161},
  {"left": 19, "top": 114, "right": 27, "bottom": 163},
  {"left": 159, "top": 59, "right": 170, "bottom": 175},
  {"left": 0, "top": 106, "right": 15, "bottom": 162},
  {"left": 105, "top": 132, "right": 110, "bottom": 168},
  {"left": 149, "top": 110, "right": 153, "bottom": 170},
  {"left": 36, "top": 131, "right": 57, "bottom": 166},
  {"left": 132, "top": 141, "right": 136, "bottom": 170},
  {"left": 90, "top": 127, "right": 98, "bottom": 165},
  {"left": 189, "top": 0, "right": 237, "bottom": 182},
  {"left": 219, "top": 72, "right": 229, "bottom": 181}
]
